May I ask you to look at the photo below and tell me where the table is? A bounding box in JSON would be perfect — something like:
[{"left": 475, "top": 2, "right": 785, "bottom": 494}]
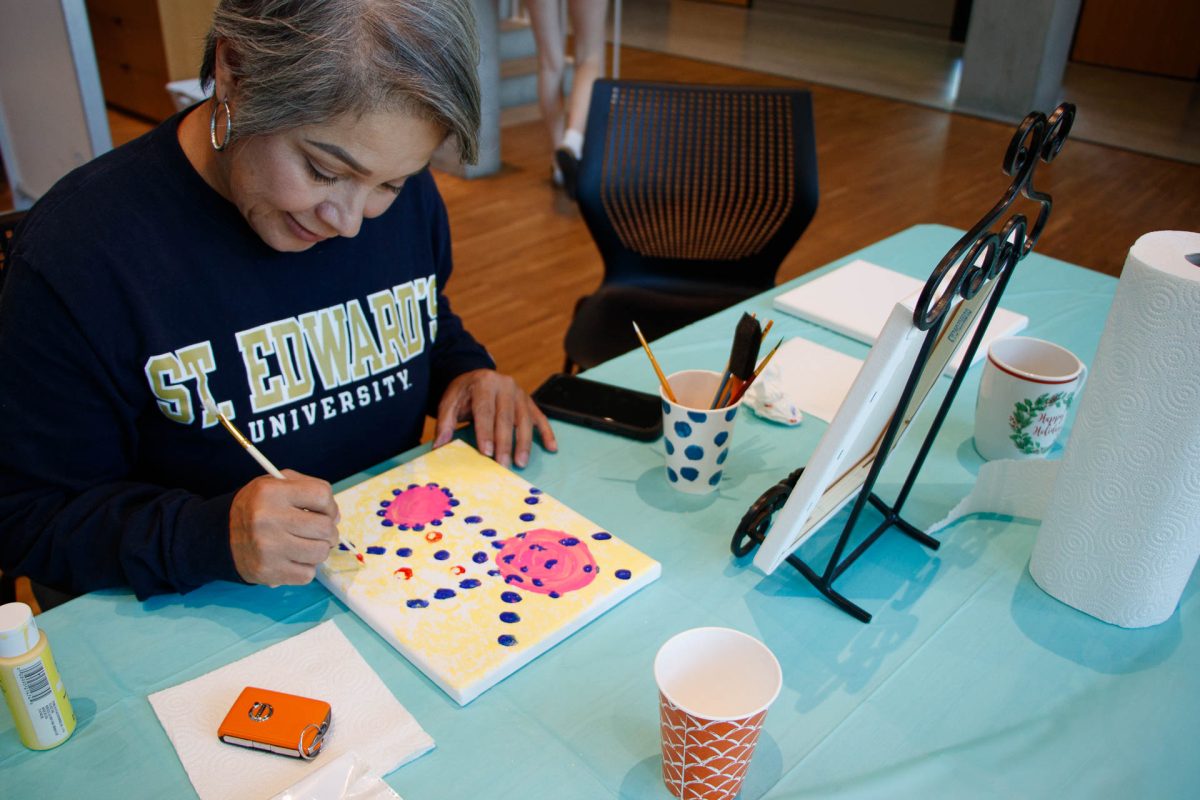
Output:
[{"left": 3, "top": 225, "right": 1196, "bottom": 798}]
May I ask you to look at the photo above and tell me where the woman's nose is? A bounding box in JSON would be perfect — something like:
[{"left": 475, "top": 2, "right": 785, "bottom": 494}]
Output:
[{"left": 314, "top": 191, "right": 366, "bottom": 238}]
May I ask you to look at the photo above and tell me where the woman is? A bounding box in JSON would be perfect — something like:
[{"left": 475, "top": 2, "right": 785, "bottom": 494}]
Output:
[{"left": 0, "top": 0, "right": 556, "bottom": 601}]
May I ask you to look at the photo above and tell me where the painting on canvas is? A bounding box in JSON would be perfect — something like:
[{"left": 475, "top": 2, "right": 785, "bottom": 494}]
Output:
[{"left": 318, "top": 440, "right": 661, "bottom": 705}]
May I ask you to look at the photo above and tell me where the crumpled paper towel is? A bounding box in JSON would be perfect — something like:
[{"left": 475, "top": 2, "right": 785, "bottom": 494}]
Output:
[
  {"left": 744, "top": 362, "right": 804, "bottom": 426},
  {"left": 148, "top": 620, "right": 433, "bottom": 800},
  {"left": 271, "top": 752, "right": 403, "bottom": 800}
]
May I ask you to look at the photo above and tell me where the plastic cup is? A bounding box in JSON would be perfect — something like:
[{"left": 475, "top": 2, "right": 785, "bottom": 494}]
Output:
[
  {"left": 654, "top": 627, "right": 782, "bottom": 800},
  {"left": 660, "top": 370, "right": 743, "bottom": 494}
]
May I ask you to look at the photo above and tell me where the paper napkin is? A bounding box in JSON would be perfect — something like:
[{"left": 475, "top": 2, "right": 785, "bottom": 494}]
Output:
[{"left": 148, "top": 620, "right": 433, "bottom": 800}]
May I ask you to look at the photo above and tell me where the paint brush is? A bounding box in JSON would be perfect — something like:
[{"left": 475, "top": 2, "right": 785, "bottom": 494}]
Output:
[
  {"left": 731, "top": 337, "right": 785, "bottom": 404},
  {"left": 201, "top": 396, "right": 361, "bottom": 564},
  {"left": 632, "top": 321, "right": 678, "bottom": 403},
  {"left": 711, "top": 313, "right": 762, "bottom": 408}
]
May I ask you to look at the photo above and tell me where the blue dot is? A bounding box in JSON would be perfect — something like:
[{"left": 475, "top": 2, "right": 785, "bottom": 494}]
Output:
[
  {"left": 459, "top": 579, "right": 481, "bottom": 589},
  {"left": 520, "top": 513, "right": 535, "bottom": 522},
  {"left": 549, "top": 591, "right": 561, "bottom": 599},
  {"left": 519, "top": 566, "right": 528, "bottom": 573},
  {"left": 498, "top": 635, "right": 517, "bottom": 647},
  {"left": 488, "top": 569, "right": 501, "bottom": 576},
  {"left": 449, "top": 499, "right": 460, "bottom": 507},
  {"left": 396, "top": 547, "right": 412, "bottom": 557},
  {"left": 592, "top": 532, "right": 612, "bottom": 540},
  {"left": 529, "top": 488, "right": 542, "bottom": 495},
  {"left": 431, "top": 519, "right": 442, "bottom": 526},
  {"left": 687, "top": 411, "right": 707, "bottom": 423},
  {"left": 499, "top": 611, "right": 520, "bottom": 623},
  {"left": 501, "top": 591, "right": 522, "bottom": 603},
  {"left": 465, "top": 515, "right": 482, "bottom": 524},
  {"left": 532, "top": 578, "right": 544, "bottom": 587},
  {"left": 668, "top": 468, "right": 679, "bottom": 482},
  {"left": 406, "top": 599, "right": 428, "bottom": 609},
  {"left": 502, "top": 554, "right": 515, "bottom": 563},
  {"left": 708, "top": 471, "right": 723, "bottom": 486},
  {"left": 714, "top": 431, "right": 729, "bottom": 446},
  {"left": 441, "top": 488, "right": 452, "bottom": 496},
  {"left": 491, "top": 541, "right": 504, "bottom": 549},
  {"left": 376, "top": 510, "right": 386, "bottom": 517},
  {"left": 674, "top": 421, "right": 693, "bottom": 438},
  {"left": 524, "top": 497, "right": 539, "bottom": 505},
  {"left": 481, "top": 528, "right": 497, "bottom": 537},
  {"left": 583, "top": 564, "right": 593, "bottom": 573},
  {"left": 434, "top": 550, "right": 450, "bottom": 561},
  {"left": 680, "top": 467, "right": 699, "bottom": 481},
  {"left": 407, "top": 484, "right": 418, "bottom": 490},
  {"left": 558, "top": 538, "right": 579, "bottom": 547},
  {"left": 661, "top": 400, "right": 670, "bottom": 414},
  {"left": 472, "top": 551, "right": 488, "bottom": 564},
  {"left": 505, "top": 575, "right": 525, "bottom": 584},
  {"left": 716, "top": 448, "right": 729, "bottom": 465},
  {"left": 616, "top": 569, "right": 632, "bottom": 580},
  {"left": 434, "top": 588, "right": 456, "bottom": 600},
  {"left": 665, "top": 438, "right": 675, "bottom": 455},
  {"left": 725, "top": 408, "right": 737, "bottom": 422},
  {"left": 545, "top": 559, "right": 558, "bottom": 569},
  {"left": 366, "top": 546, "right": 386, "bottom": 555},
  {"left": 396, "top": 524, "right": 407, "bottom": 530},
  {"left": 381, "top": 520, "right": 394, "bottom": 527},
  {"left": 338, "top": 543, "right": 349, "bottom": 551},
  {"left": 685, "top": 444, "right": 705, "bottom": 461},
  {"left": 413, "top": 524, "right": 424, "bottom": 532},
  {"left": 517, "top": 532, "right": 527, "bottom": 539}
]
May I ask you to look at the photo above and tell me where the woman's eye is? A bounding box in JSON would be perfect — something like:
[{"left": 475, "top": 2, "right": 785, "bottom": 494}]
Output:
[
  {"left": 306, "top": 160, "right": 338, "bottom": 185},
  {"left": 382, "top": 181, "right": 405, "bottom": 196}
]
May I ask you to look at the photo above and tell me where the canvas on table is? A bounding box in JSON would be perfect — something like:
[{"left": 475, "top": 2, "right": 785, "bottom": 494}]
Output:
[{"left": 318, "top": 440, "right": 661, "bottom": 705}]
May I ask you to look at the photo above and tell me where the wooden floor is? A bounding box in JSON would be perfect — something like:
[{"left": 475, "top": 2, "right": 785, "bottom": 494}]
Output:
[
  {"left": 439, "top": 47, "right": 1200, "bottom": 396},
  {"left": 7, "top": 46, "right": 1200, "bottom": 612}
]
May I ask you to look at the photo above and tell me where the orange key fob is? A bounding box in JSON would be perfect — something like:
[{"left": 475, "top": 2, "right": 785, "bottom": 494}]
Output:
[{"left": 217, "top": 687, "right": 331, "bottom": 759}]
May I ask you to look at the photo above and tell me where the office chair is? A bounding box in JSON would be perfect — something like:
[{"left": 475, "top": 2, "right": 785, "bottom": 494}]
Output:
[{"left": 562, "top": 80, "right": 818, "bottom": 371}]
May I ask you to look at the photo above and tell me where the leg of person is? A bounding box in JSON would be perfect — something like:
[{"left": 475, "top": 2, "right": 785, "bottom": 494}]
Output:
[
  {"left": 563, "top": 0, "right": 607, "bottom": 151},
  {"left": 556, "top": 0, "right": 608, "bottom": 198},
  {"left": 525, "top": 0, "right": 567, "bottom": 184}
]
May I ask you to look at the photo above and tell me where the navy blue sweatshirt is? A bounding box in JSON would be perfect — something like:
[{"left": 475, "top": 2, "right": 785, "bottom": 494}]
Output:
[{"left": 0, "top": 111, "right": 494, "bottom": 599}]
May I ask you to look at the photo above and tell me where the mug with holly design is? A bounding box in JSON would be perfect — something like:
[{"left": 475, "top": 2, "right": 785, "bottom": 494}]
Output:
[{"left": 974, "top": 337, "right": 1087, "bottom": 460}]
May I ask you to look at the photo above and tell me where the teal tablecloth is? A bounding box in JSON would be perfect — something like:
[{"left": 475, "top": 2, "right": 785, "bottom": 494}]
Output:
[{"left": 4, "top": 225, "right": 1196, "bottom": 798}]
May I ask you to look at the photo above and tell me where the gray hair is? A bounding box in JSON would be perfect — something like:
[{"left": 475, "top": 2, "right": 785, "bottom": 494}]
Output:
[{"left": 199, "top": 0, "right": 481, "bottom": 163}]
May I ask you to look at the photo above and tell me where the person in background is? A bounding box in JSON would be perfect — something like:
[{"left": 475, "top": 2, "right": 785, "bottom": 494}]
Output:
[
  {"left": 524, "top": 0, "right": 608, "bottom": 198},
  {"left": 0, "top": 0, "right": 556, "bottom": 604}
]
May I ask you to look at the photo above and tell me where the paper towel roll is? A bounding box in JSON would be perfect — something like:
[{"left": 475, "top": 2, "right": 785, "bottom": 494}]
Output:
[{"left": 1029, "top": 231, "right": 1200, "bottom": 628}]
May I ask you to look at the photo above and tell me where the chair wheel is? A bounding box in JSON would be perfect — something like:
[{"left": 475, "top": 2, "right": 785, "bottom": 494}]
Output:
[{"left": 730, "top": 468, "right": 805, "bottom": 558}]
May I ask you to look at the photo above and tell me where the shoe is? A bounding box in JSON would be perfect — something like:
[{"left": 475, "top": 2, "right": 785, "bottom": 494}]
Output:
[{"left": 554, "top": 147, "right": 579, "bottom": 201}]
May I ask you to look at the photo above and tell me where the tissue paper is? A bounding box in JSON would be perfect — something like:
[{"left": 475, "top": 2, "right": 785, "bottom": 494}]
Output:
[
  {"left": 148, "top": 621, "right": 433, "bottom": 800},
  {"left": 1029, "top": 231, "right": 1200, "bottom": 628}
]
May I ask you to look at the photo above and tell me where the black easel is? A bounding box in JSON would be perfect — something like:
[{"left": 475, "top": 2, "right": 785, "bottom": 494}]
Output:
[{"left": 731, "top": 103, "right": 1076, "bottom": 623}]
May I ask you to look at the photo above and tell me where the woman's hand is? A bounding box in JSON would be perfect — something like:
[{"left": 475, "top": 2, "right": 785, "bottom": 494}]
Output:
[
  {"left": 228, "top": 470, "right": 342, "bottom": 587},
  {"left": 433, "top": 369, "right": 558, "bottom": 468}
]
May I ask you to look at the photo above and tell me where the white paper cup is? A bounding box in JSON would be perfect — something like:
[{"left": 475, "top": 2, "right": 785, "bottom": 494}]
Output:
[
  {"left": 974, "top": 336, "right": 1087, "bottom": 460},
  {"left": 654, "top": 627, "right": 782, "bottom": 800},
  {"left": 661, "top": 370, "right": 743, "bottom": 494}
]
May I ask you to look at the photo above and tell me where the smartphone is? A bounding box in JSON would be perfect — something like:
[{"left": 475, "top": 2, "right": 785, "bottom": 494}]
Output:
[{"left": 533, "top": 373, "right": 662, "bottom": 440}]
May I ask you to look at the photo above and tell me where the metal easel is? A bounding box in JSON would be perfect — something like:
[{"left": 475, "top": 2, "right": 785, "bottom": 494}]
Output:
[{"left": 730, "top": 103, "right": 1076, "bottom": 623}]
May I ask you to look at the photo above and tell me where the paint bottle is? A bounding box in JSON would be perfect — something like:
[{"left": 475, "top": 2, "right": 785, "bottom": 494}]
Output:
[{"left": 0, "top": 602, "right": 76, "bottom": 749}]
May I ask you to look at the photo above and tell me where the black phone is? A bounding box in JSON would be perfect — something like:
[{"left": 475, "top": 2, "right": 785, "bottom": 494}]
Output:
[{"left": 532, "top": 373, "right": 662, "bottom": 440}]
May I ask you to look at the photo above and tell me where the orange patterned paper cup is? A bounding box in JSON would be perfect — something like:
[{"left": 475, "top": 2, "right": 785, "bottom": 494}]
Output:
[{"left": 654, "top": 628, "right": 782, "bottom": 800}]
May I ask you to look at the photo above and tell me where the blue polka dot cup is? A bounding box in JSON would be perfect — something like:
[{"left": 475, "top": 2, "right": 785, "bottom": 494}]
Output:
[{"left": 661, "top": 370, "right": 743, "bottom": 495}]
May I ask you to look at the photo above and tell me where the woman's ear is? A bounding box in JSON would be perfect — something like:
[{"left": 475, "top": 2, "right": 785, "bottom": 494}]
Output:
[{"left": 212, "top": 38, "right": 240, "bottom": 100}]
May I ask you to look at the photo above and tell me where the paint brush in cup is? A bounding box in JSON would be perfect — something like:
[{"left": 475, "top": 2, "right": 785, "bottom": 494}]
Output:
[
  {"left": 201, "top": 396, "right": 361, "bottom": 565},
  {"left": 633, "top": 321, "right": 678, "bottom": 403}
]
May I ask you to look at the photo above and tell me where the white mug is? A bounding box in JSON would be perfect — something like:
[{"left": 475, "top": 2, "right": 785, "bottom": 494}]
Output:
[{"left": 974, "top": 337, "right": 1087, "bottom": 460}]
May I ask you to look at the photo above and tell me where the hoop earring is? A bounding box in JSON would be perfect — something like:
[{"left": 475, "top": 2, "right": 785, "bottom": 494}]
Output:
[{"left": 210, "top": 98, "right": 232, "bottom": 152}]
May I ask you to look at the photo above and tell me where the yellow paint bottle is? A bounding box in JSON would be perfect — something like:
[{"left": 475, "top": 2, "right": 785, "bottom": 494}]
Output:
[{"left": 0, "top": 602, "right": 76, "bottom": 749}]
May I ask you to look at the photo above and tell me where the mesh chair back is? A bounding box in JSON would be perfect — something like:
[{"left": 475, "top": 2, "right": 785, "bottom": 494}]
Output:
[{"left": 576, "top": 80, "right": 818, "bottom": 292}]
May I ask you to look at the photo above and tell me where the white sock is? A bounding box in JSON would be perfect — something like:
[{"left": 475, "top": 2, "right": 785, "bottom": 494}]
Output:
[{"left": 560, "top": 128, "right": 583, "bottom": 159}]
